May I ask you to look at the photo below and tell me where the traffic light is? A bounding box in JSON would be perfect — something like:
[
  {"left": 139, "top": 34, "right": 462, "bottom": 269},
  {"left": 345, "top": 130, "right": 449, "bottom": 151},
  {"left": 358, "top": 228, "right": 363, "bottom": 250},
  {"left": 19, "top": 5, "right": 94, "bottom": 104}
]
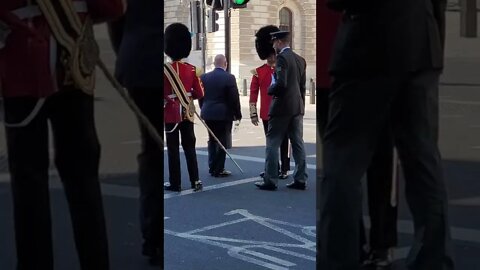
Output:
[
  {"left": 206, "top": 0, "right": 223, "bottom": 11},
  {"left": 207, "top": 9, "right": 220, "bottom": 33},
  {"left": 190, "top": 1, "right": 202, "bottom": 34},
  {"left": 231, "top": 0, "right": 250, "bottom": 9}
]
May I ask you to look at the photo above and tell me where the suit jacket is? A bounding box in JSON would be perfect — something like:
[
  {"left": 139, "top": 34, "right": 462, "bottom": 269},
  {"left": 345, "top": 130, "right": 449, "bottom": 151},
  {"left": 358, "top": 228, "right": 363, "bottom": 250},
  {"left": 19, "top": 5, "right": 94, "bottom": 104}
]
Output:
[
  {"left": 108, "top": 0, "right": 163, "bottom": 88},
  {"left": 317, "top": 2, "right": 342, "bottom": 89},
  {"left": 200, "top": 68, "right": 242, "bottom": 121},
  {"left": 0, "top": 0, "right": 125, "bottom": 98},
  {"left": 267, "top": 48, "right": 306, "bottom": 117},
  {"left": 327, "top": 0, "right": 446, "bottom": 74}
]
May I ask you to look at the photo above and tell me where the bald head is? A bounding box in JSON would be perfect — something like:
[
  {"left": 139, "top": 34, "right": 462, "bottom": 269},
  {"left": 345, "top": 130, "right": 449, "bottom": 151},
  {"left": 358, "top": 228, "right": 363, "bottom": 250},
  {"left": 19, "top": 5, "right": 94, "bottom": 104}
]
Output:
[{"left": 214, "top": 54, "right": 227, "bottom": 69}]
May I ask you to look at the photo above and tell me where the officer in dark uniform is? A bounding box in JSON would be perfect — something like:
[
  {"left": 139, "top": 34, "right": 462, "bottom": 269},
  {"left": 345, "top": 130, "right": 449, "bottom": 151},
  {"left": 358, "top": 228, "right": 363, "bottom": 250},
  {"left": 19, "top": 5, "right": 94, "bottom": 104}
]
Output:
[
  {"left": 319, "top": 0, "right": 455, "bottom": 269},
  {"left": 255, "top": 30, "right": 307, "bottom": 191},
  {"left": 250, "top": 25, "right": 290, "bottom": 179},
  {"left": 107, "top": 0, "right": 162, "bottom": 264},
  {"left": 316, "top": 6, "right": 399, "bottom": 268}
]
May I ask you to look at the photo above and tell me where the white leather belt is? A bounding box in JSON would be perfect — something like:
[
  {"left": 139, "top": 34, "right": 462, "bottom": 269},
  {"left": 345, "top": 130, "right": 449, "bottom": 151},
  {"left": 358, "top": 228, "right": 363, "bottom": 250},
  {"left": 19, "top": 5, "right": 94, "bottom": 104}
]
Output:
[
  {"left": 168, "top": 92, "right": 192, "bottom": 99},
  {"left": 11, "top": 1, "right": 88, "bottom": 20},
  {"left": 11, "top": 1, "right": 87, "bottom": 85}
]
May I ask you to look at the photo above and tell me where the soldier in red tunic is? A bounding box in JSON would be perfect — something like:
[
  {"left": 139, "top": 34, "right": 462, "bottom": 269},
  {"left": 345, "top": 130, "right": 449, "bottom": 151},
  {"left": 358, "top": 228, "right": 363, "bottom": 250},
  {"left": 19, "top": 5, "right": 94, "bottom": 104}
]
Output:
[
  {"left": 0, "top": 0, "right": 124, "bottom": 269},
  {"left": 250, "top": 25, "right": 290, "bottom": 179},
  {"left": 163, "top": 23, "right": 204, "bottom": 192}
]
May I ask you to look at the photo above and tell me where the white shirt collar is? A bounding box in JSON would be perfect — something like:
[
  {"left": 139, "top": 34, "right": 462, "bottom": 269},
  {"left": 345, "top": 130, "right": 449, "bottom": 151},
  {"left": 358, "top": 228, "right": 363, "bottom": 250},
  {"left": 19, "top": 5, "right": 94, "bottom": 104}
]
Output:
[{"left": 279, "top": 46, "right": 290, "bottom": 54}]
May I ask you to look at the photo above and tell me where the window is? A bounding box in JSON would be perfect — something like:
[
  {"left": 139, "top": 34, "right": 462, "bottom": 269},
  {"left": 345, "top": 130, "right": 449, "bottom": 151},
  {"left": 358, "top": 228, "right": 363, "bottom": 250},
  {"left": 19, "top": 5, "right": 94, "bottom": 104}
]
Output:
[{"left": 279, "top": 7, "right": 293, "bottom": 48}]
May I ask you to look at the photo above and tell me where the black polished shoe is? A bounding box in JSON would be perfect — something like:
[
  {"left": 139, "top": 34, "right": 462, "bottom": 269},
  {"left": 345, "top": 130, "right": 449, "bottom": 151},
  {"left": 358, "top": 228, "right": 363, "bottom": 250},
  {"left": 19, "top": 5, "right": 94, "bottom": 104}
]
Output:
[
  {"left": 214, "top": 170, "right": 232, "bottom": 177},
  {"left": 363, "top": 248, "right": 393, "bottom": 269},
  {"left": 164, "top": 182, "right": 181, "bottom": 192},
  {"left": 286, "top": 181, "right": 306, "bottom": 190},
  {"left": 279, "top": 171, "right": 289, "bottom": 179},
  {"left": 254, "top": 181, "right": 277, "bottom": 191},
  {"left": 191, "top": 180, "right": 203, "bottom": 191}
]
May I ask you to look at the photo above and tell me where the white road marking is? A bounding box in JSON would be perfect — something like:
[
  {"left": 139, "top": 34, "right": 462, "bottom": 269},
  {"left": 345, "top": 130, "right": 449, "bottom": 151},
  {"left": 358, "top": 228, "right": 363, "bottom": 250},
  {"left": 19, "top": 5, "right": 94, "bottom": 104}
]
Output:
[
  {"left": 0, "top": 172, "right": 140, "bottom": 198},
  {"left": 440, "top": 114, "right": 464, "bottom": 118},
  {"left": 193, "top": 150, "right": 317, "bottom": 170},
  {"left": 99, "top": 184, "right": 139, "bottom": 199},
  {"left": 121, "top": 139, "right": 141, "bottom": 144},
  {"left": 441, "top": 99, "right": 480, "bottom": 106},
  {"left": 164, "top": 177, "right": 260, "bottom": 199},
  {"left": 364, "top": 217, "right": 480, "bottom": 244},
  {"left": 450, "top": 196, "right": 480, "bottom": 206},
  {"left": 159, "top": 148, "right": 316, "bottom": 169},
  {"left": 165, "top": 209, "right": 315, "bottom": 270},
  {"left": 0, "top": 171, "right": 58, "bottom": 183},
  {"left": 166, "top": 208, "right": 480, "bottom": 269}
]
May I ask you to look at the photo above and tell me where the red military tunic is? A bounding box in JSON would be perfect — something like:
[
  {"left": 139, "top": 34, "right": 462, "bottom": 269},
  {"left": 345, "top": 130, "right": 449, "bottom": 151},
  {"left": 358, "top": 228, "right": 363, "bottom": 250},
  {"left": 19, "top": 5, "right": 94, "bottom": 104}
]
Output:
[
  {"left": 249, "top": 63, "right": 275, "bottom": 120},
  {"left": 316, "top": 4, "right": 342, "bottom": 89},
  {"left": 0, "top": 0, "right": 125, "bottom": 98},
  {"left": 164, "top": 61, "right": 204, "bottom": 124}
]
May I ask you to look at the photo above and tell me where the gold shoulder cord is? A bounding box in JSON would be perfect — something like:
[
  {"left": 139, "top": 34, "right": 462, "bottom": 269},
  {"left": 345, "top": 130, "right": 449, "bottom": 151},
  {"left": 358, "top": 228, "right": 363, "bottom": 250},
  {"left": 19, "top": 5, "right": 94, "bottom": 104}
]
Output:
[
  {"left": 36, "top": 0, "right": 166, "bottom": 150},
  {"left": 164, "top": 63, "right": 196, "bottom": 122},
  {"left": 36, "top": 0, "right": 98, "bottom": 94}
]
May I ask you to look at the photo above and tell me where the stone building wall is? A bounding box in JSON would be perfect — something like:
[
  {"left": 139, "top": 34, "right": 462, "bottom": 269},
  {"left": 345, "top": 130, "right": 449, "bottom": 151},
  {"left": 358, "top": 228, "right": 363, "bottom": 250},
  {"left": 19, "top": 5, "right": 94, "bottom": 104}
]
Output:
[{"left": 164, "top": 0, "right": 316, "bottom": 91}]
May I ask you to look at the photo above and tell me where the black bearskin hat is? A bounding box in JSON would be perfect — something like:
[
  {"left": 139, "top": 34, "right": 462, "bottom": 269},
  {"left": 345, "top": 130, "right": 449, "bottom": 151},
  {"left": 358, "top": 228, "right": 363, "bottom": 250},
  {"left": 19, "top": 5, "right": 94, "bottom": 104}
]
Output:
[
  {"left": 255, "top": 25, "right": 280, "bottom": 60},
  {"left": 165, "top": 23, "right": 192, "bottom": 61}
]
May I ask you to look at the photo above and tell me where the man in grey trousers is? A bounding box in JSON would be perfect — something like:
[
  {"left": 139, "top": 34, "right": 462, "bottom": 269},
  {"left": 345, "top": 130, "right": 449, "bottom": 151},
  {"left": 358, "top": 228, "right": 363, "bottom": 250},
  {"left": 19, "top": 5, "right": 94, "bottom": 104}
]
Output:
[
  {"left": 255, "top": 30, "right": 308, "bottom": 191},
  {"left": 319, "top": 0, "right": 455, "bottom": 269}
]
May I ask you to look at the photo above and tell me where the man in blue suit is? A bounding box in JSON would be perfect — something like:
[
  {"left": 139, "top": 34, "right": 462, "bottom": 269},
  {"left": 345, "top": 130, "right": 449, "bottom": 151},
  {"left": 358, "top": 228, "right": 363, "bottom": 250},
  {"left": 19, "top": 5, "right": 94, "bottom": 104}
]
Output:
[
  {"left": 200, "top": 55, "right": 242, "bottom": 177},
  {"left": 107, "top": 0, "right": 162, "bottom": 265}
]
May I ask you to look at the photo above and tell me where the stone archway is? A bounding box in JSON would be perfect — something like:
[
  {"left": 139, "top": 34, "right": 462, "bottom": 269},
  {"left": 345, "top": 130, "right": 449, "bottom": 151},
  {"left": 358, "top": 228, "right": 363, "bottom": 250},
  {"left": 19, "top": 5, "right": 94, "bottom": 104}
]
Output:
[{"left": 277, "top": 0, "right": 305, "bottom": 56}]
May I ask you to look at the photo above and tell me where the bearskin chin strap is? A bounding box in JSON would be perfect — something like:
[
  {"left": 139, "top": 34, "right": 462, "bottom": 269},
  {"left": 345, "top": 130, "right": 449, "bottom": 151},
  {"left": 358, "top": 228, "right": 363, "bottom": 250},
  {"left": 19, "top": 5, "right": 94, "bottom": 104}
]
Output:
[
  {"left": 164, "top": 63, "right": 196, "bottom": 123},
  {"left": 36, "top": 0, "right": 98, "bottom": 94}
]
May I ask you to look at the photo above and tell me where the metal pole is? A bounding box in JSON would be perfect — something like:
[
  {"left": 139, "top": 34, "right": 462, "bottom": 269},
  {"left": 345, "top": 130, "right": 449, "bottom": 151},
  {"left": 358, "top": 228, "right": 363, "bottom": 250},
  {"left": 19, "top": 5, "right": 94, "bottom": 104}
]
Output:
[
  {"left": 194, "top": 111, "right": 244, "bottom": 173},
  {"left": 201, "top": 0, "right": 207, "bottom": 72},
  {"left": 460, "top": 0, "right": 478, "bottom": 38},
  {"left": 310, "top": 78, "right": 315, "bottom": 104},
  {"left": 224, "top": 0, "right": 231, "bottom": 72},
  {"left": 243, "top": 78, "right": 247, "bottom": 96}
]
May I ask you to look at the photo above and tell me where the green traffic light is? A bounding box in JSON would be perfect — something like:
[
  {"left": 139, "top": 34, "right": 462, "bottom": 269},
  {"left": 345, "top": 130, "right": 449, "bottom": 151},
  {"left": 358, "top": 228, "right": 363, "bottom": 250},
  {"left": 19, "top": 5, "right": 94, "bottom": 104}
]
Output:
[{"left": 233, "top": 0, "right": 246, "bottom": 4}]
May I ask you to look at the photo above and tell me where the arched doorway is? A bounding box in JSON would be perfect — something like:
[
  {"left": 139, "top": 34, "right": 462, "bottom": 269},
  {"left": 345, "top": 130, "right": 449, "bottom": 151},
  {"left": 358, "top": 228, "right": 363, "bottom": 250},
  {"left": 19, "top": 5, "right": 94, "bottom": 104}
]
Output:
[{"left": 279, "top": 7, "right": 293, "bottom": 48}]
